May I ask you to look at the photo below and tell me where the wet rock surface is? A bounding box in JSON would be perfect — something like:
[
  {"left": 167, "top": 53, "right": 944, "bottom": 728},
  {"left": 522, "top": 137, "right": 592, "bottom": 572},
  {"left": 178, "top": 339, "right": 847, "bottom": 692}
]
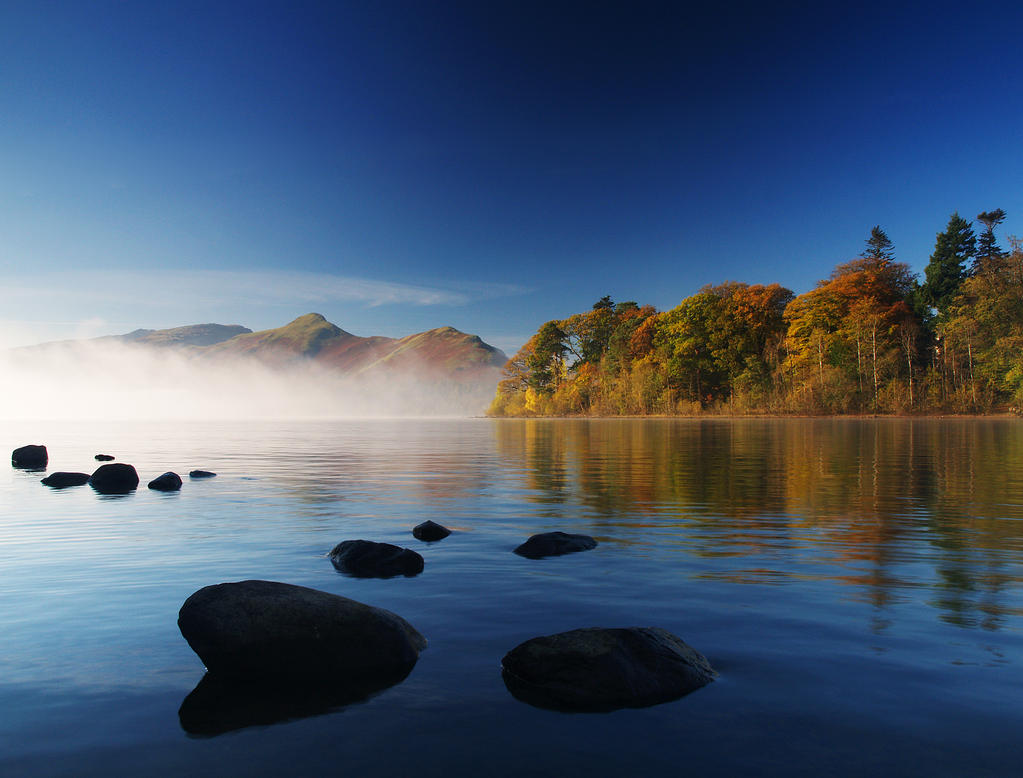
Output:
[
  {"left": 330, "top": 539, "right": 425, "bottom": 578},
  {"left": 412, "top": 520, "right": 451, "bottom": 542},
  {"left": 513, "top": 531, "right": 597, "bottom": 559},
  {"left": 12, "top": 444, "right": 48, "bottom": 469},
  {"left": 94, "top": 454, "right": 115, "bottom": 461},
  {"left": 178, "top": 580, "right": 427, "bottom": 681},
  {"left": 189, "top": 469, "right": 217, "bottom": 478},
  {"left": 41, "top": 472, "right": 90, "bottom": 488},
  {"left": 148, "top": 471, "right": 183, "bottom": 491},
  {"left": 89, "top": 463, "right": 139, "bottom": 494},
  {"left": 501, "top": 627, "right": 717, "bottom": 711}
]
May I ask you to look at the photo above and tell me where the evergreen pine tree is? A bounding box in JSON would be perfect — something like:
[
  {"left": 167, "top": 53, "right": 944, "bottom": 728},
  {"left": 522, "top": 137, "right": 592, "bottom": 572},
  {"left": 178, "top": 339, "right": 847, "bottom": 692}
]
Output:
[
  {"left": 974, "top": 208, "right": 1006, "bottom": 273},
  {"left": 862, "top": 225, "right": 895, "bottom": 263},
  {"left": 921, "top": 212, "right": 975, "bottom": 315}
]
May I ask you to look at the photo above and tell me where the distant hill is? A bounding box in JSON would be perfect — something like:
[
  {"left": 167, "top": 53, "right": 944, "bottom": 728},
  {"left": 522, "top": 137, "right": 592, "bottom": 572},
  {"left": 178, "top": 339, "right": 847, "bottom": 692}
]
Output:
[
  {"left": 113, "top": 323, "right": 252, "bottom": 348},
  {"left": 204, "top": 313, "right": 506, "bottom": 377}
]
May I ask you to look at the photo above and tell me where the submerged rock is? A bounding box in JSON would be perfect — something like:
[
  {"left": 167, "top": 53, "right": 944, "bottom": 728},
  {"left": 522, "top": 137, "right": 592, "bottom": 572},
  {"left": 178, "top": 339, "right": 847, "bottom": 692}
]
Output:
[
  {"left": 513, "top": 531, "right": 597, "bottom": 559},
  {"left": 178, "top": 580, "right": 427, "bottom": 681},
  {"left": 189, "top": 469, "right": 217, "bottom": 478},
  {"left": 12, "top": 444, "right": 47, "bottom": 469},
  {"left": 412, "top": 520, "right": 451, "bottom": 542},
  {"left": 148, "top": 471, "right": 183, "bottom": 491},
  {"left": 41, "top": 471, "right": 90, "bottom": 488},
  {"left": 89, "top": 463, "right": 139, "bottom": 494},
  {"left": 94, "top": 454, "right": 115, "bottom": 461},
  {"left": 330, "top": 540, "right": 425, "bottom": 578},
  {"left": 501, "top": 627, "right": 717, "bottom": 711}
]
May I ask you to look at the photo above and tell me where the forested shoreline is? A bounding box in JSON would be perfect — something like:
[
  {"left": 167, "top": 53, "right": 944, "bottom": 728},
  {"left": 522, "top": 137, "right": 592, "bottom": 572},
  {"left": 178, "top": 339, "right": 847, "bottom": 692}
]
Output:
[{"left": 489, "top": 211, "right": 1023, "bottom": 417}]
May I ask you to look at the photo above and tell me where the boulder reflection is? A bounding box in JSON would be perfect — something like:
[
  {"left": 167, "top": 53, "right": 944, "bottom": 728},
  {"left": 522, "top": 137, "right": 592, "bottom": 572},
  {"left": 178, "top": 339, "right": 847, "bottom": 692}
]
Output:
[{"left": 178, "top": 665, "right": 413, "bottom": 736}]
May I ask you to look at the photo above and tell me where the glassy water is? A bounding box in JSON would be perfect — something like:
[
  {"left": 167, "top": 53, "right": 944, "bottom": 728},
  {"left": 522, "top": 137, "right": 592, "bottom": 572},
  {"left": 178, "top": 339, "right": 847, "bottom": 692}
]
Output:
[{"left": 2, "top": 418, "right": 1022, "bottom": 776}]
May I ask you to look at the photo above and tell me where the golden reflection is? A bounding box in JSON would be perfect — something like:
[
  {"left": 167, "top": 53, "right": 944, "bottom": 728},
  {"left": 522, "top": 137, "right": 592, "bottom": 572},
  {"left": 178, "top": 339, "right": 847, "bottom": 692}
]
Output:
[{"left": 494, "top": 418, "right": 1023, "bottom": 631}]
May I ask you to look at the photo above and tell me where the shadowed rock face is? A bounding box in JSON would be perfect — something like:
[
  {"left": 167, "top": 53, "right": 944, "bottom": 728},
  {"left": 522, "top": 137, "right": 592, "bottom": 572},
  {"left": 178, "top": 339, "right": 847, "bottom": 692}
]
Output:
[
  {"left": 329, "top": 540, "right": 425, "bottom": 578},
  {"left": 513, "top": 531, "right": 597, "bottom": 559},
  {"left": 148, "top": 472, "right": 182, "bottom": 491},
  {"left": 41, "top": 472, "right": 90, "bottom": 488},
  {"left": 412, "top": 520, "right": 451, "bottom": 542},
  {"left": 12, "top": 444, "right": 47, "bottom": 469},
  {"left": 501, "top": 627, "right": 717, "bottom": 712},
  {"left": 178, "top": 580, "right": 427, "bottom": 682},
  {"left": 189, "top": 470, "right": 216, "bottom": 478},
  {"left": 94, "top": 454, "right": 114, "bottom": 461},
  {"left": 89, "top": 463, "right": 139, "bottom": 494}
]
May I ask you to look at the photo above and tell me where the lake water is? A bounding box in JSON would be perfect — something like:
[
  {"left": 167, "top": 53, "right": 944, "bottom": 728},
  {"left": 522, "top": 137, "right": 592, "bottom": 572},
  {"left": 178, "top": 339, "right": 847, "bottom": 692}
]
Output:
[{"left": 2, "top": 418, "right": 1022, "bottom": 776}]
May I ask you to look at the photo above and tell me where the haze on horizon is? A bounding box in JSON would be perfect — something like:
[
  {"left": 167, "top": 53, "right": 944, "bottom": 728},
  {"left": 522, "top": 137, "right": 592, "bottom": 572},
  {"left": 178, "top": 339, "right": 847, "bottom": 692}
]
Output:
[{"left": 2, "top": 1, "right": 1022, "bottom": 358}]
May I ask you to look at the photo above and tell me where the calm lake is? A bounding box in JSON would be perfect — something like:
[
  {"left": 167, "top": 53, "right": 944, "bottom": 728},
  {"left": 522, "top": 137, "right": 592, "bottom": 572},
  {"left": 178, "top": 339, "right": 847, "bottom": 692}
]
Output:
[{"left": 2, "top": 418, "right": 1022, "bottom": 776}]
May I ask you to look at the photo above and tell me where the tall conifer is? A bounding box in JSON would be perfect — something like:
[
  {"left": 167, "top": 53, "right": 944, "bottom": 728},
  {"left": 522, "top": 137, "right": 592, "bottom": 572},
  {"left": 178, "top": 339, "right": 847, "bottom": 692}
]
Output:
[
  {"left": 975, "top": 208, "right": 1006, "bottom": 272},
  {"left": 922, "top": 212, "right": 975, "bottom": 315}
]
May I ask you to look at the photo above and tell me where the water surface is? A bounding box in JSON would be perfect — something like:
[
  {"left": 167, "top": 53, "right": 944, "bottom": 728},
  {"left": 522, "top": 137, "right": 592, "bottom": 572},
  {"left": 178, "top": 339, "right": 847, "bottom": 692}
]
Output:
[{"left": 2, "top": 418, "right": 1021, "bottom": 776}]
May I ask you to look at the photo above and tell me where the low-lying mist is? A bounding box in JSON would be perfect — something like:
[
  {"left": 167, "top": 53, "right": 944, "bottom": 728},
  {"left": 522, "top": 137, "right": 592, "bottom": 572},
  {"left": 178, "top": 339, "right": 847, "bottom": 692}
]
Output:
[{"left": 0, "top": 341, "right": 499, "bottom": 421}]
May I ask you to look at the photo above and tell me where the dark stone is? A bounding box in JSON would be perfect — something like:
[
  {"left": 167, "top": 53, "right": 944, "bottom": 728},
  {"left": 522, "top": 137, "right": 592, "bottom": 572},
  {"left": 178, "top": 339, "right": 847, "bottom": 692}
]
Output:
[
  {"left": 513, "top": 531, "right": 597, "bottom": 559},
  {"left": 178, "top": 580, "right": 427, "bottom": 682},
  {"left": 329, "top": 540, "right": 424, "bottom": 578},
  {"left": 179, "top": 666, "right": 413, "bottom": 736},
  {"left": 89, "top": 463, "right": 139, "bottom": 494},
  {"left": 94, "top": 454, "right": 115, "bottom": 461},
  {"left": 412, "top": 520, "right": 451, "bottom": 542},
  {"left": 189, "top": 469, "right": 217, "bottom": 478},
  {"left": 12, "top": 444, "right": 47, "bottom": 469},
  {"left": 501, "top": 627, "right": 717, "bottom": 712},
  {"left": 148, "top": 471, "right": 183, "bottom": 491},
  {"left": 41, "top": 471, "right": 90, "bottom": 488}
]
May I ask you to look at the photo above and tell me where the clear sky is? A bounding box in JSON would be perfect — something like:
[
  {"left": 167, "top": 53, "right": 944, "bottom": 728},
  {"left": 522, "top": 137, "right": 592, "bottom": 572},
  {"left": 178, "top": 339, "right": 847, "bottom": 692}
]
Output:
[{"left": 2, "top": 0, "right": 1022, "bottom": 355}]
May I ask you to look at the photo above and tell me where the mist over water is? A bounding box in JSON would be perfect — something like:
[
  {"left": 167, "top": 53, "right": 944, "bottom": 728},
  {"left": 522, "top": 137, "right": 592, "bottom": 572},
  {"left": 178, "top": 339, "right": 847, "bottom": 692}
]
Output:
[{"left": 0, "top": 340, "right": 498, "bottom": 420}]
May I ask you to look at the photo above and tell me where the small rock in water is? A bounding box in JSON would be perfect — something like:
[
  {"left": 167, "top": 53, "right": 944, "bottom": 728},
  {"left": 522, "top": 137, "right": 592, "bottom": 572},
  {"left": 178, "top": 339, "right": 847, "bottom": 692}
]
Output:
[
  {"left": 330, "top": 540, "right": 425, "bottom": 578},
  {"left": 513, "top": 531, "right": 597, "bottom": 559},
  {"left": 177, "top": 580, "right": 427, "bottom": 680},
  {"left": 148, "top": 472, "right": 183, "bottom": 491},
  {"left": 94, "top": 454, "right": 115, "bottom": 461},
  {"left": 12, "top": 444, "right": 48, "bottom": 469},
  {"left": 501, "top": 627, "right": 717, "bottom": 711},
  {"left": 41, "top": 472, "right": 90, "bottom": 488},
  {"left": 89, "top": 463, "right": 139, "bottom": 494},
  {"left": 189, "top": 469, "right": 217, "bottom": 478},
  {"left": 412, "top": 520, "right": 451, "bottom": 542}
]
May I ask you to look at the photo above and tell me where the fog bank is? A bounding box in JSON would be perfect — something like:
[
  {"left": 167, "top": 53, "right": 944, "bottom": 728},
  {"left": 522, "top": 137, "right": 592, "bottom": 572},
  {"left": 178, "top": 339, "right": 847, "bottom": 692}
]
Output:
[{"left": 0, "top": 341, "right": 498, "bottom": 420}]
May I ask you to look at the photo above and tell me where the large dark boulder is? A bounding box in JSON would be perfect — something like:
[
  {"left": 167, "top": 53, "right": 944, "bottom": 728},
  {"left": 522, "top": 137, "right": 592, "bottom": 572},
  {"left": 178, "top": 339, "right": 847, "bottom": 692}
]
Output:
[
  {"left": 89, "top": 463, "right": 139, "bottom": 494},
  {"left": 178, "top": 580, "right": 427, "bottom": 682},
  {"left": 412, "top": 520, "right": 451, "bottom": 542},
  {"left": 12, "top": 444, "right": 47, "bottom": 469},
  {"left": 329, "top": 540, "right": 424, "bottom": 578},
  {"left": 501, "top": 627, "right": 717, "bottom": 711},
  {"left": 148, "top": 471, "right": 183, "bottom": 491},
  {"left": 189, "top": 469, "right": 217, "bottom": 478},
  {"left": 41, "top": 472, "right": 90, "bottom": 488},
  {"left": 513, "top": 531, "right": 597, "bottom": 559}
]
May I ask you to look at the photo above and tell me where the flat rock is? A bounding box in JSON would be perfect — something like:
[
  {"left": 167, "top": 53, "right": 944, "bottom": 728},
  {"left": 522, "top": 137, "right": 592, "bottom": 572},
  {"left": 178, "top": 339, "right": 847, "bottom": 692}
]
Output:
[
  {"left": 189, "top": 469, "right": 217, "bottom": 478},
  {"left": 178, "top": 580, "right": 427, "bottom": 681},
  {"left": 148, "top": 471, "right": 183, "bottom": 491},
  {"left": 412, "top": 520, "right": 451, "bottom": 542},
  {"left": 330, "top": 540, "right": 424, "bottom": 578},
  {"left": 501, "top": 627, "right": 717, "bottom": 711},
  {"left": 94, "top": 454, "right": 115, "bottom": 461},
  {"left": 513, "top": 531, "right": 597, "bottom": 559},
  {"left": 41, "top": 471, "right": 90, "bottom": 488},
  {"left": 89, "top": 462, "right": 139, "bottom": 494},
  {"left": 12, "top": 444, "right": 48, "bottom": 469}
]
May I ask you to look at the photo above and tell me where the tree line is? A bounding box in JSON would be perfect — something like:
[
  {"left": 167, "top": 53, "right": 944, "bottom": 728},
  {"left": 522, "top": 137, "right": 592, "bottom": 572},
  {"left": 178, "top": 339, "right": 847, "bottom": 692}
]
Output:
[{"left": 489, "top": 210, "right": 1023, "bottom": 416}]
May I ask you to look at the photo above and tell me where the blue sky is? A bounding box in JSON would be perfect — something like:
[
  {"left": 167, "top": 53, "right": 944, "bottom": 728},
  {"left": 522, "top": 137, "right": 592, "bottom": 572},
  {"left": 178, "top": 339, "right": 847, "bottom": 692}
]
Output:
[{"left": 2, "top": 0, "right": 1022, "bottom": 354}]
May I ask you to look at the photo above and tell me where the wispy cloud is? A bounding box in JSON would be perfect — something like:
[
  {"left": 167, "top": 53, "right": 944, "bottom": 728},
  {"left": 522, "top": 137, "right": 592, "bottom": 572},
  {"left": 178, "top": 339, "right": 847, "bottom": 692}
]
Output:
[{"left": 1, "top": 268, "right": 524, "bottom": 309}]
